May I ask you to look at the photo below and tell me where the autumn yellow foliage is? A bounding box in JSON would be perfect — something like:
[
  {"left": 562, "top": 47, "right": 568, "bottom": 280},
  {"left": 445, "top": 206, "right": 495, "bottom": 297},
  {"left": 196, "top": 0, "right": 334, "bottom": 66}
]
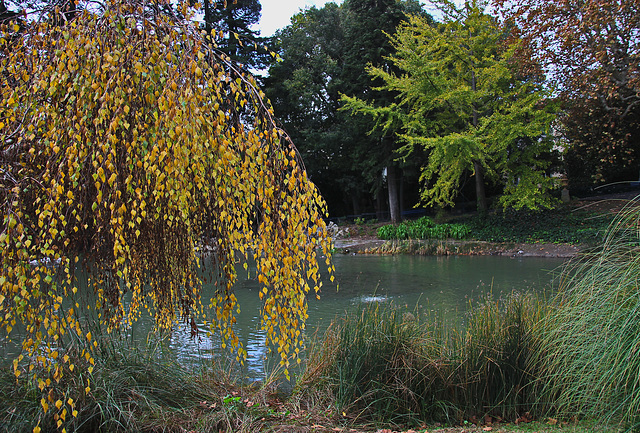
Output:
[{"left": 0, "top": 0, "right": 333, "bottom": 427}]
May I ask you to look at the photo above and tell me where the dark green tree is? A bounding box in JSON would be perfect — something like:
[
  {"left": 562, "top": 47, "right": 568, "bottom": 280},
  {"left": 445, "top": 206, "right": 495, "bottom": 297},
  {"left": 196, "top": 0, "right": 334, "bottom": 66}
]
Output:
[
  {"left": 264, "top": 4, "right": 356, "bottom": 215},
  {"left": 265, "top": 0, "right": 429, "bottom": 221},
  {"left": 341, "top": 0, "right": 427, "bottom": 223},
  {"left": 203, "top": 0, "right": 272, "bottom": 70}
]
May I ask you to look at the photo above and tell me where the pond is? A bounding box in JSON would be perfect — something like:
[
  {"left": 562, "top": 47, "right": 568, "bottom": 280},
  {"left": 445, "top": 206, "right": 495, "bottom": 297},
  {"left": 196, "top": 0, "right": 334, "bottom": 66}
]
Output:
[
  {"left": 1, "top": 254, "right": 567, "bottom": 381},
  {"left": 165, "top": 254, "right": 566, "bottom": 380}
]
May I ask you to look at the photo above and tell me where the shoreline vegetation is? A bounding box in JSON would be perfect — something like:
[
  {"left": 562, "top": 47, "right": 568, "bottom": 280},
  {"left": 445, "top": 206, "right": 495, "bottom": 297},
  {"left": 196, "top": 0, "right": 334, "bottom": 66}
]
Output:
[
  {"left": 334, "top": 238, "right": 581, "bottom": 258},
  {"left": 332, "top": 196, "right": 639, "bottom": 258},
  {"left": 0, "top": 294, "right": 622, "bottom": 433},
  {"left": 2, "top": 198, "right": 640, "bottom": 433}
]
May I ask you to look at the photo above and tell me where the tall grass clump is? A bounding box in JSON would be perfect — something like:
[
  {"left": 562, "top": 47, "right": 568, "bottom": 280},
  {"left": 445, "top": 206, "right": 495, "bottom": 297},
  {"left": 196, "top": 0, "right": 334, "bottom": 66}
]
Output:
[
  {"left": 0, "top": 331, "right": 279, "bottom": 433},
  {"left": 0, "top": 346, "right": 205, "bottom": 432},
  {"left": 540, "top": 202, "right": 640, "bottom": 431},
  {"left": 329, "top": 303, "right": 444, "bottom": 425},
  {"left": 297, "top": 292, "right": 549, "bottom": 427},
  {"left": 453, "top": 292, "right": 549, "bottom": 419}
]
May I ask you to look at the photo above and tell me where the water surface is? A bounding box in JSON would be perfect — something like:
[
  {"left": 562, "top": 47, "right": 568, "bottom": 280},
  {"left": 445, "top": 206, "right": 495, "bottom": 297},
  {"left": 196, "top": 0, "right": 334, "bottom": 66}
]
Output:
[
  {"left": 1, "top": 254, "right": 566, "bottom": 380},
  {"left": 168, "top": 254, "right": 565, "bottom": 378}
]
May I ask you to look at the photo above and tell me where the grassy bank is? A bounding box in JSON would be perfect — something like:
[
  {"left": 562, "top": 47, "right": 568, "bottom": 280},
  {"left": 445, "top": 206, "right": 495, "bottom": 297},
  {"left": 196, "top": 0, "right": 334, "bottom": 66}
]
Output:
[
  {"left": 3, "top": 203, "right": 640, "bottom": 432},
  {"left": 0, "top": 292, "right": 626, "bottom": 433},
  {"left": 1, "top": 295, "right": 617, "bottom": 433},
  {"left": 0, "top": 335, "right": 294, "bottom": 433}
]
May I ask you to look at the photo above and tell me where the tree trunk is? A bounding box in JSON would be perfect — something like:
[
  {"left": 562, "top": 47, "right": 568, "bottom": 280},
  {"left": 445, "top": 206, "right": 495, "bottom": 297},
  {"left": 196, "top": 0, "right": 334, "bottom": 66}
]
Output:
[
  {"left": 351, "top": 194, "right": 361, "bottom": 217},
  {"left": 376, "top": 187, "right": 386, "bottom": 221},
  {"left": 473, "top": 160, "right": 487, "bottom": 212},
  {"left": 204, "top": 0, "right": 211, "bottom": 35},
  {"left": 387, "top": 164, "right": 401, "bottom": 224},
  {"left": 470, "top": 71, "right": 487, "bottom": 213}
]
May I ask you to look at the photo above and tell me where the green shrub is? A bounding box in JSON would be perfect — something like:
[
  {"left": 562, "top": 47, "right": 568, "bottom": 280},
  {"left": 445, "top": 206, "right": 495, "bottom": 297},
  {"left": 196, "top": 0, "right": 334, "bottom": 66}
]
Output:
[
  {"left": 377, "top": 224, "right": 398, "bottom": 240},
  {"left": 376, "top": 217, "right": 470, "bottom": 241},
  {"left": 449, "top": 223, "right": 471, "bottom": 240}
]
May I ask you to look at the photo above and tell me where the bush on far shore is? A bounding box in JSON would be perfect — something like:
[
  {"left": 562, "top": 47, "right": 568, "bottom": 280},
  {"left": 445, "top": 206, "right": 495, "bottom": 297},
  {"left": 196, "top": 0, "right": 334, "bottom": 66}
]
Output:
[
  {"left": 377, "top": 216, "right": 471, "bottom": 240},
  {"left": 376, "top": 205, "right": 612, "bottom": 245}
]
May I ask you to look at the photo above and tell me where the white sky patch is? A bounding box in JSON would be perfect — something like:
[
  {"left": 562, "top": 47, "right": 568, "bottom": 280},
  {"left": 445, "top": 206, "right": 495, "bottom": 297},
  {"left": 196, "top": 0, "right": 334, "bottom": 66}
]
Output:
[
  {"left": 253, "top": 1, "right": 469, "bottom": 37},
  {"left": 255, "top": 0, "right": 344, "bottom": 37}
]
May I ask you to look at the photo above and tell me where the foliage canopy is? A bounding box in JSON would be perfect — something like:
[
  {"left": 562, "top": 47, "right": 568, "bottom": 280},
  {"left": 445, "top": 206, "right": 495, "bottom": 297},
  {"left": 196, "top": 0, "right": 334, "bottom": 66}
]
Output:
[
  {"left": 342, "top": 1, "right": 558, "bottom": 211},
  {"left": 0, "top": 0, "right": 333, "bottom": 427},
  {"left": 494, "top": 0, "right": 640, "bottom": 184},
  {"left": 265, "top": 0, "right": 429, "bottom": 220}
]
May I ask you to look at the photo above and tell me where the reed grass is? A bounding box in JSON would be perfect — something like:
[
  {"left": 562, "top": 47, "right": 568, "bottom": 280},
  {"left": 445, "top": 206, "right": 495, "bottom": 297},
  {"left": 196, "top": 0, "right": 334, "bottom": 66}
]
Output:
[
  {"left": 453, "top": 292, "right": 549, "bottom": 419},
  {"left": 296, "top": 292, "right": 549, "bottom": 427},
  {"left": 539, "top": 201, "right": 640, "bottom": 431}
]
